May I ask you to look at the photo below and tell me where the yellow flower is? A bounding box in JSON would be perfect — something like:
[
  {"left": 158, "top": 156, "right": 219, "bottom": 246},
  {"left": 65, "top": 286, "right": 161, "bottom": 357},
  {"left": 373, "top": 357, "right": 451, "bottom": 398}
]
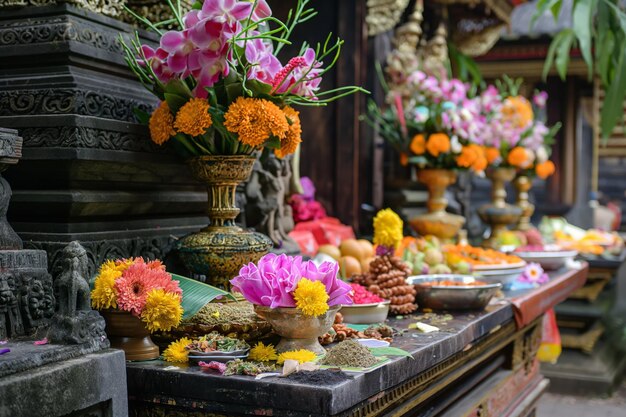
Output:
[
  {"left": 373, "top": 208, "right": 403, "bottom": 249},
  {"left": 149, "top": 101, "right": 176, "bottom": 145},
  {"left": 277, "top": 349, "right": 317, "bottom": 365},
  {"left": 293, "top": 278, "right": 329, "bottom": 316},
  {"left": 275, "top": 106, "right": 302, "bottom": 158},
  {"left": 140, "top": 289, "right": 183, "bottom": 333},
  {"left": 163, "top": 337, "right": 191, "bottom": 363},
  {"left": 90, "top": 268, "right": 121, "bottom": 310},
  {"left": 224, "top": 97, "right": 289, "bottom": 147},
  {"left": 174, "top": 98, "right": 212, "bottom": 137},
  {"left": 248, "top": 342, "right": 278, "bottom": 362}
]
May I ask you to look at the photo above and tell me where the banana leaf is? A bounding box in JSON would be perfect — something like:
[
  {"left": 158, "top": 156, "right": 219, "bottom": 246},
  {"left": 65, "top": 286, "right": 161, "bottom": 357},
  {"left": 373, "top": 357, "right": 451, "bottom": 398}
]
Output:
[
  {"left": 172, "top": 273, "right": 237, "bottom": 320},
  {"left": 369, "top": 347, "right": 413, "bottom": 359}
]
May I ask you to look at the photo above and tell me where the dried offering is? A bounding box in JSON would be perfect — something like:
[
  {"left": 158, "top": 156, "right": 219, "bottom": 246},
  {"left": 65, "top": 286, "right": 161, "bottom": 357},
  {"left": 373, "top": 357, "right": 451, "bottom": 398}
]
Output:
[
  {"left": 224, "top": 359, "right": 276, "bottom": 376},
  {"left": 320, "top": 340, "right": 378, "bottom": 368},
  {"left": 349, "top": 283, "right": 385, "bottom": 304},
  {"left": 187, "top": 332, "right": 249, "bottom": 353}
]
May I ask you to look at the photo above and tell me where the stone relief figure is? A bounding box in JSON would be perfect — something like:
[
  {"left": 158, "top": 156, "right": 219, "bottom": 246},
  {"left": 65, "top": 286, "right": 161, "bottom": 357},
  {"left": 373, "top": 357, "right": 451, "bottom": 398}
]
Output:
[
  {"left": 0, "top": 276, "right": 22, "bottom": 340},
  {"left": 19, "top": 271, "right": 55, "bottom": 332},
  {"left": 47, "top": 241, "right": 108, "bottom": 347}
]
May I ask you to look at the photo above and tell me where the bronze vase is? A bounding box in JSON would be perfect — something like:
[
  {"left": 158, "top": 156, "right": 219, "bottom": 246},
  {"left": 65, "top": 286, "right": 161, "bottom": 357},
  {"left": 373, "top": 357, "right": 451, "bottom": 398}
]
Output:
[
  {"left": 409, "top": 169, "right": 465, "bottom": 240},
  {"left": 478, "top": 167, "right": 522, "bottom": 247},
  {"left": 513, "top": 175, "right": 534, "bottom": 231},
  {"left": 101, "top": 310, "right": 159, "bottom": 361},
  {"left": 176, "top": 155, "right": 272, "bottom": 289}
]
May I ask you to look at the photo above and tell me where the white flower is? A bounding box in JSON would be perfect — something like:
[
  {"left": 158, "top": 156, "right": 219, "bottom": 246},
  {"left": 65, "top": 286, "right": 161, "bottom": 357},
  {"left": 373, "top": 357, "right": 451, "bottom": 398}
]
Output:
[
  {"left": 450, "top": 135, "right": 462, "bottom": 153},
  {"left": 521, "top": 149, "right": 535, "bottom": 169},
  {"left": 536, "top": 146, "right": 548, "bottom": 163}
]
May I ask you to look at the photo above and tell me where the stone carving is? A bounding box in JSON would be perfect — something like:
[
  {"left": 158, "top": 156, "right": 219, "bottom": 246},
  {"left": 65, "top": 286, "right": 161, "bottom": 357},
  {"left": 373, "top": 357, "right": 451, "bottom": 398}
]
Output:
[
  {"left": 121, "top": 0, "right": 193, "bottom": 27},
  {"left": 385, "top": 0, "right": 423, "bottom": 91},
  {"left": 0, "top": 89, "right": 153, "bottom": 122},
  {"left": 47, "top": 241, "right": 108, "bottom": 347},
  {"left": 0, "top": 0, "right": 124, "bottom": 18},
  {"left": 245, "top": 155, "right": 299, "bottom": 254},
  {"left": 0, "top": 129, "right": 23, "bottom": 250},
  {"left": 366, "top": 0, "right": 411, "bottom": 36}
]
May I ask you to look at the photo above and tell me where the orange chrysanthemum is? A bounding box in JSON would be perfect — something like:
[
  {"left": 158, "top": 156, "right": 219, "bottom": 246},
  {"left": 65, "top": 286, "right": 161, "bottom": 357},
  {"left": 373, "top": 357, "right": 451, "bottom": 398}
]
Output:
[
  {"left": 502, "top": 96, "right": 533, "bottom": 129},
  {"left": 456, "top": 144, "right": 487, "bottom": 172},
  {"left": 224, "top": 97, "right": 289, "bottom": 147},
  {"left": 485, "top": 147, "right": 500, "bottom": 164},
  {"left": 536, "top": 160, "right": 556, "bottom": 179},
  {"left": 399, "top": 152, "right": 408, "bottom": 166},
  {"left": 410, "top": 134, "right": 426, "bottom": 155},
  {"left": 426, "top": 133, "right": 451, "bottom": 157},
  {"left": 275, "top": 106, "right": 302, "bottom": 158},
  {"left": 149, "top": 101, "right": 176, "bottom": 145},
  {"left": 174, "top": 98, "right": 212, "bottom": 136},
  {"left": 507, "top": 146, "right": 528, "bottom": 167}
]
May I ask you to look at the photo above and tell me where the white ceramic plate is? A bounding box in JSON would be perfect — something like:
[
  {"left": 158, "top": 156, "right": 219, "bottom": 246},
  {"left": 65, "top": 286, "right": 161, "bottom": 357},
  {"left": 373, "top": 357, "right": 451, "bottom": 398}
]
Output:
[
  {"left": 514, "top": 250, "right": 578, "bottom": 270},
  {"left": 473, "top": 261, "right": 527, "bottom": 271}
]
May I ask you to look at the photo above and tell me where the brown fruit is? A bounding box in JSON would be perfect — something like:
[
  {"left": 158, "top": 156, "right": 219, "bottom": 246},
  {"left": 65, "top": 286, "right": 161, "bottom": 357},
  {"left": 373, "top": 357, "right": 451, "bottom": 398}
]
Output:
[
  {"left": 339, "top": 239, "right": 365, "bottom": 260},
  {"left": 339, "top": 256, "right": 362, "bottom": 278},
  {"left": 318, "top": 244, "right": 341, "bottom": 261},
  {"left": 357, "top": 239, "right": 375, "bottom": 258}
]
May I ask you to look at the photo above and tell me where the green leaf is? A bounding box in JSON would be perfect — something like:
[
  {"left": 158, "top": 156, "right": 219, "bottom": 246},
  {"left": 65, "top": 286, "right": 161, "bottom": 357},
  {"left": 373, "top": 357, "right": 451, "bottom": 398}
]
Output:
[
  {"left": 246, "top": 79, "right": 273, "bottom": 96},
  {"left": 264, "top": 136, "right": 282, "bottom": 149},
  {"left": 173, "top": 273, "right": 237, "bottom": 320},
  {"left": 163, "top": 79, "right": 193, "bottom": 99},
  {"left": 598, "top": 30, "right": 615, "bottom": 86},
  {"left": 164, "top": 93, "right": 188, "bottom": 114},
  {"left": 133, "top": 107, "right": 151, "bottom": 124},
  {"left": 573, "top": 0, "right": 596, "bottom": 80},
  {"left": 543, "top": 29, "right": 571, "bottom": 80},
  {"left": 531, "top": 0, "right": 561, "bottom": 27},
  {"left": 550, "top": 0, "right": 563, "bottom": 20},
  {"left": 369, "top": 347, "right": 414, "bottom": 358},
  {"left": 555, "top": 29, "right": 575, "bottom": 80},
  {"left": 600, "top": 47, "right": 626, "bottom": 141}
]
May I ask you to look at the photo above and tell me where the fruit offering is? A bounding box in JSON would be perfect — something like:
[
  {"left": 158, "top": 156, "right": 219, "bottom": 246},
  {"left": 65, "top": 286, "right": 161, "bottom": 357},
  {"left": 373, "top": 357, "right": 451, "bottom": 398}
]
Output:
[
  {"left": 352, "top": 256, "right": 416, "bottom": 315},
  {"left": 349, "top": 283, "right": 385, "bottom": 304},
  {"left": 443, "top": 244, "right": 523, "bottom": 267},
  {"left": 317, "top": 238, "right": 376, "bottom": 277}
]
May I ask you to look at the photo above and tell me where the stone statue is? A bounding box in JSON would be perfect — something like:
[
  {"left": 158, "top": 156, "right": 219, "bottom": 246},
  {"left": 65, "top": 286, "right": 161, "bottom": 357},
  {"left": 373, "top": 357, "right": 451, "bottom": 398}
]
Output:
[
  {"left": 46, "top": 241, "right": 108, "bottom": 348},
  {"left": 0, "top": 277, "right": 21, "bottom": 340}
]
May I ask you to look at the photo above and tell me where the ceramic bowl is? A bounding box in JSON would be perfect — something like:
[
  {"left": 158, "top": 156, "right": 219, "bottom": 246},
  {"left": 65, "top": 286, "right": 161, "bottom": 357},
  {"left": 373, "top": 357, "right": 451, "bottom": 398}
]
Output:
[
  {"left": 472, "top": 266, "right": 526, "bottom": 286},
  {"left": 407, "top": 275, "right": 501, "bottom": 310},
  {"left": 340, "top": 301, "right": 390, "bottom": 324},
  {"left": 514, "top": 250, "right": 578, "bottom": 270}
]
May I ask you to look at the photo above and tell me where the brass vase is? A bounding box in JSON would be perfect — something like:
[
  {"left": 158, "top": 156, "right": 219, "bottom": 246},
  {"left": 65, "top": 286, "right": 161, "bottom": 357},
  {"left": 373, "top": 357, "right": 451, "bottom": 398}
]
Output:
[
  {"left": 478, "top": 167, "right": 522, "bottom": 247},
  {"left": 101, "top": 310, "right": 159, "bottom": 361},
  {"left": 513, "top": 175, "right": 534, "bottom": 231},
  {"left": 253, "top": 305, "right": 341, "bottom": 355},
  {"left": 409, "top": 169, "right": 465, "bottom": 240},
  {"left": 176, "top": 156, "right": 272, "bottom": 289}
]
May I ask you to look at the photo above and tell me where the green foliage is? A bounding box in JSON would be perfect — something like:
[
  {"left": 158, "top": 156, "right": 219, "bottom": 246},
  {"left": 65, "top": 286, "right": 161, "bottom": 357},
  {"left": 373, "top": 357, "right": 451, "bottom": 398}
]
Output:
[
  {"left": 369, "top": 347, "right": 413, "bottom": 358},
  {"left": 172, "top": 273, "right": 236, "bottom": 320},
  {"left": 535, "top": 0, "right": 626, "bottom": 140},
  {"left": 448, "top": 43, "right": 483, "bottom": 87}
]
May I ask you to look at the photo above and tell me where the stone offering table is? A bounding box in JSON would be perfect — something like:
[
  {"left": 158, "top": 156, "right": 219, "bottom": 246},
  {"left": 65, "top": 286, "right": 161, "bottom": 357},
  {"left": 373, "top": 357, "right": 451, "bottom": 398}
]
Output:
[{"left": 126, "top": 266, "right": 587, "bottom": 417}]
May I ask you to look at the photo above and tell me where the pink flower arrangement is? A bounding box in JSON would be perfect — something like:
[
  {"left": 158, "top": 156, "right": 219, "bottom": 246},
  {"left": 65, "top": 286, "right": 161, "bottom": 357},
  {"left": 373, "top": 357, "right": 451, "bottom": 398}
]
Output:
[{"left": 230, "top": 253, "right": 353, "bottom": 308}]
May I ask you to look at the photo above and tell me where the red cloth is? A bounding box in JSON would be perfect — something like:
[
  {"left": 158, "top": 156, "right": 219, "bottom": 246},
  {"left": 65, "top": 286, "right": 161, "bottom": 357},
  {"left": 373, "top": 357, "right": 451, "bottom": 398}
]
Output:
[
  {"left": 288, "top": 230, "right": 319, "bottom": 257},
  {"left": 294, "top": 217, "right": 355, "bottom": 246}
]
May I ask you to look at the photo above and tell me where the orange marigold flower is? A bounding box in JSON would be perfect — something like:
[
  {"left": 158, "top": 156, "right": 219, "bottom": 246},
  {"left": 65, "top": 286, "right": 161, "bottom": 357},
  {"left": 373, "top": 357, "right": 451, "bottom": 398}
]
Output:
[
  {"left": 275, "top": 106, "right": 301, "bottom": 158},
  {"left": 507, "top": 146, "right": 528, "bottom": 167},
  {"left": 410, "top": 134, "right": 426, "bottom": 155},
  {"left": 502, "top": 96, "right": 533, "bottom": 129},
  {"left": 149, "top": 101, "right": 176, "bottom": 145},
  {"left": 456, "top": 144, "right": 487, "bottom": 172},
  {"left": 426, "top": 133, "right": 451, "bottom": 157},
  {"left": 224, "top": 97, "right": 289, "bottom": 147},
  {"left": 399, "top": 152, "right": 408, "bottom": 166},
  {"left": 485, "top": 147, "right": 500, "bottom": 164},
  {"left": 536, "top": 160, "right": 556, "bottom": 179},
  {"left": 174, "top": 98, "right": 212, "bottom": 137}
]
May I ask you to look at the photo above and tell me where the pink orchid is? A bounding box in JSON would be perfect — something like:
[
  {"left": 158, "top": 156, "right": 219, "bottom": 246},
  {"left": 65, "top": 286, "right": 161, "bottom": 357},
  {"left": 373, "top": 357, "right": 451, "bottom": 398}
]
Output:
[
  {"left": 160, "top": 30, "right": 200, "bottom": 75},
  {"left": 518, "top": 263, "right": 549, "bottom": 285},
  {"left": 245, "top": 38, "right": 281, "bottom": 85},
  {"left": 201, "top": 0, "right": 252, "bottom": 24},
  {"left": 251, "top": 0, "right": 272, "bottom": 21},
  {"left": 273, "top": 48, "right": 322, "bottom": 98},
  {"left": 533, "top": 91, "right": 548, "bottom": 108},
  {"left": 138, "top": 45, "right": 174, "bottom": 83}
]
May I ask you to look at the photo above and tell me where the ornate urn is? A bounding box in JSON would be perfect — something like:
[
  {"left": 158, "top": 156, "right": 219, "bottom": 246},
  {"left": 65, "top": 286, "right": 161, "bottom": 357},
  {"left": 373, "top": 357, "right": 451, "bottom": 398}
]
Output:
[
  {"left": 478, "top": 167, "right": 522, "bottom": 247},
  {"left": 513, "top": 175, "right": 534, "bottom": 231}
]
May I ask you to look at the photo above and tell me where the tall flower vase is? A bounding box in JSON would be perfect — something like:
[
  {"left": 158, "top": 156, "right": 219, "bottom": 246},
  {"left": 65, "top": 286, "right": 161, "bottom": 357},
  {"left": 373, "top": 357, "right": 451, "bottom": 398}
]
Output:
[
  {"left": 176, "top": 156, "right": 272, "bottom": 289},
  {"left": 478, "top": 167, "right": 522, "bottom": 248},
  {"left": 101, "top": 310, "right": 159, "bottom": 361},
  {"left": 513, "top": 175, "right": 534, "bottom": 231},
  {"left": 409, "top": 169, "right": 465, "bottom": 240}
]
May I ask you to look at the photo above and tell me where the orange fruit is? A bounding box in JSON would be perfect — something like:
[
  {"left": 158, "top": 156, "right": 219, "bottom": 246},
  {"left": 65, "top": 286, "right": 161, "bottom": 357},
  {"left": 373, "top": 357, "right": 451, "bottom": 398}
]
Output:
[
  {"left": 339, "top": 256, "right": 362, "bottom": 278},
  {"left": 339, "top": 239, "right": 365, "bottom": 261},
  {"left": 318, "top": 244, "right": 341, "bottom": 261},
  {"left": 360, "top": 257, "right": 374, "bottom": 273},
  {"left": 357, "top": 239, "right": 375, "bottom": 258}
]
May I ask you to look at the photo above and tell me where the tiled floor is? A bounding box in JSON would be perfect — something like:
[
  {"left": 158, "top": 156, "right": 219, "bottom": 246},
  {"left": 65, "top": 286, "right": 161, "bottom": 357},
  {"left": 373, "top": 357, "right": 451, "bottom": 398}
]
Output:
[{"left": 537, "top": 382, "right": 626, "bottom": 417}]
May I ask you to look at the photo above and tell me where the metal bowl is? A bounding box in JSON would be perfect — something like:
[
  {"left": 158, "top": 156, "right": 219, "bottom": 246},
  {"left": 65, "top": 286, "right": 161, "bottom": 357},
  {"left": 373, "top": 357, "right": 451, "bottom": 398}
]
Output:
[
  {"left": 514, "top": 250, "right": 578, "bottom": 270},
  {"left": 407, "top": 275, "right": 501, "bottom": 310},
  {"left": 472, "top": 266, "right": 526, "bottom": 286}
]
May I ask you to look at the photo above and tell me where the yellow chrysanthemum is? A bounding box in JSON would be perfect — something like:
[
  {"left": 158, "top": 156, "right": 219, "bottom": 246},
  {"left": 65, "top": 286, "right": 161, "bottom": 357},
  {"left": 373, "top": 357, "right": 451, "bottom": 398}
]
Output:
[
  {"left": 224, "top": 97, "right": 289, "bottom": 147},
  {"left": 174, "top": 98, "right": 212, "bottom": 136},
  {"left": 276, "top": 349, "right": 317, "bottom": 365},
  {"left": 140, "top": 289, "right": 183, "bottom": 333},
  {"left": 293, "top": 278, "right": 329, "bottom": 316},
  {"left": 149, "top": 101, "right": 176, "bottom": 145},
  {"left": 90, "top": 268, "right": 121, "bottom": 310},
  {"left": 373, "top": 208, "right": 403, "bottom": 249},
  {"left": 248, "top": 342, "right": 278, "bottom": 362},
  {"left": 162, "top": 337, "right": 192, "bottom": 363},
  {"left": 275, "top": 106, "right": 302, "bottom": 158}
]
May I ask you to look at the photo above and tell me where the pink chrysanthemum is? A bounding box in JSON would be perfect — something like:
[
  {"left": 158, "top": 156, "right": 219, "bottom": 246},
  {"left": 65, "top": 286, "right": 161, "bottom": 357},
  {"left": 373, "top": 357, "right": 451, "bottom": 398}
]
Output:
[{"left": 114, "top": 262, "right": 182, "bottom": 316}]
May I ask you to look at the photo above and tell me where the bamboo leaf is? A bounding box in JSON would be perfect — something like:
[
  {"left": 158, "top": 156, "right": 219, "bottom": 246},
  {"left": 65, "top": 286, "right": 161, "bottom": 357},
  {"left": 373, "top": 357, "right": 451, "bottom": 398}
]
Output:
[
  {"left": 600, "top": 47, "right": 626, "bottom": 141},
  {"left": 173, "top": 273, "right": 237, "bottom": 320},
  {"left": 555, "top": 29, "right": 575, "bottom": 80},
  {"left": 369, "top": 347, "right": 413, "bottom": 358},
  {"left": 573, "top": 0, "right": 596, "bottom": 80}
]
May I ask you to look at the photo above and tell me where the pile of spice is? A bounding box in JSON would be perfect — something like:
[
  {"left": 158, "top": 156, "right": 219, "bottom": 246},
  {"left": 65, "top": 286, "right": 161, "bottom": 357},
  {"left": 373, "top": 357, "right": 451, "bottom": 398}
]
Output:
[
  {"left": 349, "top": 283, "right": 385, "bottom": 304},
  {"left": 320, "top": 340, "right": 378, "bottom": 368},
  {"left": 320, "top": 313, "right": 394, "bottom": 345},
  {"left": 187, "top": 332, "right": 249, "bottom": 353}
]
